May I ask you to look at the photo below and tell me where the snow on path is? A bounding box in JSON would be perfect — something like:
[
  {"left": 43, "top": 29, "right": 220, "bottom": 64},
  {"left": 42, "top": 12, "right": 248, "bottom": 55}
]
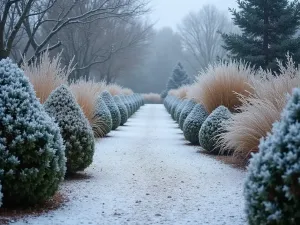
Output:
[{"left": 12, "top": 104, "right": 246, "bottom": 225}]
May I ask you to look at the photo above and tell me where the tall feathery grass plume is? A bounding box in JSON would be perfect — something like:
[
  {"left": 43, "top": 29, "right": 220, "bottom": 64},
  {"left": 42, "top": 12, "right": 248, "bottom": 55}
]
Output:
[
  {"left": 186, "top": 61, "right": 255, "bottom": 113},
  {"left": 219, "top": 54, "right": 300, "bottom": 160},
  {"left": 22, "top": 49, "right": 74, "bottom": 103},
  {"left": 70, "top": 79, "right": 107, "bottom": 137},
  {"left": 168, "top": 85, "right": 190, "bottom": 99}
]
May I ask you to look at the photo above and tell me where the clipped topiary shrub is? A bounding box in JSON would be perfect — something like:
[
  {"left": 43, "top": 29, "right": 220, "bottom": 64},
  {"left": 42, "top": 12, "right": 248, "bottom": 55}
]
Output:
[
  {"left": 179, "top": 99, "right": 197, "bottom": 130},
  {"left": 93, "top": 96, "right": 112, "bottom": 137},
  {"left": 121, "top": 95, "right": 132, "bottom": 117},
  {"left": 245, "top": 88, "right": 300, "bottom": 225},
  {"left": 101, "top": 91, "right": 121, "bottom": 130},
  {"left": 199, "top": 106, "right": 231, "bottom": 154},
  {"left": 0, "top": 58, "right": 66, "bottom": 206},
  {"left": 44, "top": 85, "right": 95, "bottom": 174},
  {"left": 170, "top": 98, "right": 180, "bottom": 120},
  {"left": 114, "top": 95, "right": 128, "bottom": 125},
  {"left": 183, "top": 104, "right": 209, "bottom": 144},
  {"left": 172, "top": 99, "right": 183, "bottom": 121},
  {"left": 175, "top": 99, "right": 189, "bottom": 123}
]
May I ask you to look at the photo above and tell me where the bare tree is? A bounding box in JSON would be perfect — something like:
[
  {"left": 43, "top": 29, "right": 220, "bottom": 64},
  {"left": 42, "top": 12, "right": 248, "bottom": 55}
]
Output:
[
  {"left": 178, "top": 4, "right": 234, "bottom": 71},
  {"left": 0, "top": 0, "right": 149, "bottom": 62}
]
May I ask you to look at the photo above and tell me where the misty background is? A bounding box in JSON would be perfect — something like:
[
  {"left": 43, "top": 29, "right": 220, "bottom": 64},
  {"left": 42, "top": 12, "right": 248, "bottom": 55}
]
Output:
[{"left": 1, "top": 0, "right": 239, "bottom": 94}]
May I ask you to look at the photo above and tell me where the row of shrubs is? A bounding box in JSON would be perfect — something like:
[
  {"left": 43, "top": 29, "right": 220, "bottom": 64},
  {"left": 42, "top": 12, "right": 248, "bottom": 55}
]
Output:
[
  {"left": 0, "top": 56, "right": 144, "bottom": 208},
  {"left": 163, "top": 56, "right": 300, "bottom": 224}
]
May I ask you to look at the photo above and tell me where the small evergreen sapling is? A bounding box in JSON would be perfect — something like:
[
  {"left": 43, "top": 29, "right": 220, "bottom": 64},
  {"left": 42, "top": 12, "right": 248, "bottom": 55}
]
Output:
[
  {"left": 44, "top": 85, "right": 95, "bottom": 174},
  {"left": 183, "top": 104, "right": 209, "bottom": 144},
  {"left": 101, "top": 91, "right": 121, "bottom": 130},
  {"left": 94, "top": 96, "right": 113, "bottom": 137},
  {"left": 199, "top": 106, "right": 231, "bottom": 153},
  {"left": 114, "top": 95, "right": 128, "bottom": 125},
  {"left": 0, "top": 58, "right": 66, "bottom": 206},
  {"left": 245, "top": 88, "right": 300, "bottom": 225},
  {"left": 179, "top": 100, "right": 197, "bottom": 130}
]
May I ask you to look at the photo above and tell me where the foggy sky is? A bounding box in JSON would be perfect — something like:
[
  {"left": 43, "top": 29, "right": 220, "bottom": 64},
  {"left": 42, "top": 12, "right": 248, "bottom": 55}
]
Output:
[{"left": 149, "top": 0, "right": 237, "bottom": 30}]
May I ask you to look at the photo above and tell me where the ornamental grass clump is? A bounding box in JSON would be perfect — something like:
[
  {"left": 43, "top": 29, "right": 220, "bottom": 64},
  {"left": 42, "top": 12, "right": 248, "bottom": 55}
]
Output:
[
  {"left": 22, "top": 49, "right": 73, "bottom": 103},
  {"left": 183, "top": 104, "right": 209, "bottom": 144},
  {"left": 219, "top": 55, "right": 300, "bottom": 159},
  {"left": 187, "top": 61, "right": 254, "bottom": 113},
  {"left": 101, "top": 91, "right": 121, "bottom": 130},
  {"left": 245, "top": 88, "right": 300, "bottom": 225},
  {"left": 44, "top": 85, "right": 95, "bottom": 174},
  {"left": 0, "top": 58, "right": 66, "bottom": 206}
]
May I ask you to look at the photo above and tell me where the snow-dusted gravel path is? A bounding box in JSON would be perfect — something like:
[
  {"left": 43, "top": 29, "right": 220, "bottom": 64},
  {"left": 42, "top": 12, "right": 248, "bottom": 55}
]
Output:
[{"left": 13, "top": 104, "right": 246, "bottom": 225}]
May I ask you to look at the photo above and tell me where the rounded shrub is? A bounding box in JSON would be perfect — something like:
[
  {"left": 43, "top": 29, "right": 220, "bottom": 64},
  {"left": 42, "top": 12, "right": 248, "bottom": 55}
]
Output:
[
  {"left": 179, "top": 99, "right": 197, "bottom": 130},
  {"left": 172, "top": 99, "right": 183, "bottom": 120},
  {"left": 101, "top": 91, "right": 121, "bottom": 130},
  {"left": 44, "top": 85, "right": 95, "bottom": 174},
  {"left": 121, "top": 95, "right": 132, "bottom": 117},
  {"left": 199, "top": 106, "right": 231, "bottom": 153},
  {"left": 0, "top": 58, "right": 66, "bottom": 206},
  {"left": 114, "top": 95, "right": 128, "bottom": 125},
  {"left": 245, "top": 88, "right": 300, "bottom": 225},
  {"left": 183, "top": 104, "right": 209, "bottom": 144},
  {"left": 94, "top": 96, "right": 112, "bottom": 137},
  {"left": 170, "top": 98, "right": 180, "bottom": 120},
  {"left": 175, "top": 99, "right": 189, "bottom": 123}
]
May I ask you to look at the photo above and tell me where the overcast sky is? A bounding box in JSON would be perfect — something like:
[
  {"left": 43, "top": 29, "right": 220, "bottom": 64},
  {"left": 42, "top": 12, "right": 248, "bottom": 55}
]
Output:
[{"left": 149, "top": 0, "right": 237, "bottom": 30}]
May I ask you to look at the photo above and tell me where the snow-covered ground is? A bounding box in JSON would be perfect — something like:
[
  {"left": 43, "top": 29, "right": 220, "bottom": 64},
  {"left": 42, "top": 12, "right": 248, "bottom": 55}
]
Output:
[{"left": 12, "top": 104, "right": 246, "bottom": 225}]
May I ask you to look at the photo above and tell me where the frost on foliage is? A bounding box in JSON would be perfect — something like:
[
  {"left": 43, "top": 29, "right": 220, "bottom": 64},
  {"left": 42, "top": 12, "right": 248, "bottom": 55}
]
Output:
[
  {"left": 0, "top": 181, "right": 2, "bottom": 207},
  {"left": 172, "top": 99, "right": 183, "bottom": 120},
  {"left": 179, "top": 100, "right": 197, "bottom": 130},
  {"left": 183, "top": 104, "right": 209, "bottom": 144},
  {"left": 94, "top": 96, "right": 112, "bottom": 137},
  {"left": 199, "top": 106, "right": 231, "bottom": 154},
  {"left": 101, "top": 91, "right": 121, "bottom": 130},
  {"left": 120, "top": 96, "right": 132, "bottom": 117},
  {"left": 114, "top": 95, "right": 128, "bottom": 125},
  {"left": 0, "top": 58, "right": 66, "bottom": 206},
  {"left": 163, "top": 95, "right": 174, "bottom": 113},
  {"left": 175, "top": 99, "right": 189, "bottom": 123},
  {"left": 44, "top": 85, "right": 95, "bottom": 174},
  {"left": 245, "top": 88, "right": 300, "bottom": 225},
  {"left": 170, "top": 98, "right": 180, "bottom": 120}
]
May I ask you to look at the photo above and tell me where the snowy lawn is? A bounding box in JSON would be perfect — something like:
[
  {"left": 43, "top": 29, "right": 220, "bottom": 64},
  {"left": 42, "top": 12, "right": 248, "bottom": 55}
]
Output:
[{"left": 10, "top": 104, "right": 246, "bottom": 225}]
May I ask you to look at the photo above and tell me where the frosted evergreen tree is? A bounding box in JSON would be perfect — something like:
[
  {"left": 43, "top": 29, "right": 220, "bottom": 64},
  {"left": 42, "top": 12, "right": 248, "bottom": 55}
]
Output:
[
  {"left": 222, "top": 0, "right": 300, "bottom": 71},
  {"left": 0, "top": 58, "right": 66, "bottom": 206},
  {"left": 101, "top": 91, "right": 121, "bottom": 130},
  {"left": 114, "top": 96, "right": 128, "bottom": 125},
  {"left": 94, "top": 96, "right": 113, "bottom": 137},
  {"left": 44, "top": 85, "right": 95, "bottom": 174},
  {"left": 245, "top": 88, "right": 300, "bottom": 225},
  {"left": 161, "top": 62, "right": 191, "bottom": 98}
]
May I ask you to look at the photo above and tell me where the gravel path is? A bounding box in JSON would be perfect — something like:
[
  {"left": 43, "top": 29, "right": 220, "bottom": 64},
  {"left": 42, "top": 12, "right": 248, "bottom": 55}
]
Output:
[{"left": 12, "top": 104, "right": 246, "bottom": 225}]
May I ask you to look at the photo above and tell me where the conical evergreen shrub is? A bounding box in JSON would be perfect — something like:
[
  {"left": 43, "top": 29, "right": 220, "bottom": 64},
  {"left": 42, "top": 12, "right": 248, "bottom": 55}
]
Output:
[
  {"left": 183, "top": 104, "right": 209, "bottom": 144},
  {"left": 199, "top": 106, "right": 231, "bottom": 154},
  {"left": 245, "top": 88, "right": 300, "bottom": 225},
  {"left": 114, "top": 95, "right": 128, "bottom": 125},
  {"left": 176, "top": 99, "right": 189, "bottom": 123},
  {"left": 101, "top": 91, "right": 121, "bottom": 130},
  {"left": 179, "top": 99, "right": 197, "bottom": 130},
  {"left": 0, "top": 58, "right": 66, "bottom": 206},
  {"left": 93, "top": 96, "right": 112, "bottom": 137},
  {"left": 121, "top": 95, "right": 132, "bottom": 117},
  {"left": 170, "top": 98, "right": 180, "bottom": 120},
  {"left": 44, "top": 85, "right": 95, "bottom": 174},
  {"left": 172, "top": 99, "right": 183, "bottom": 120}
]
